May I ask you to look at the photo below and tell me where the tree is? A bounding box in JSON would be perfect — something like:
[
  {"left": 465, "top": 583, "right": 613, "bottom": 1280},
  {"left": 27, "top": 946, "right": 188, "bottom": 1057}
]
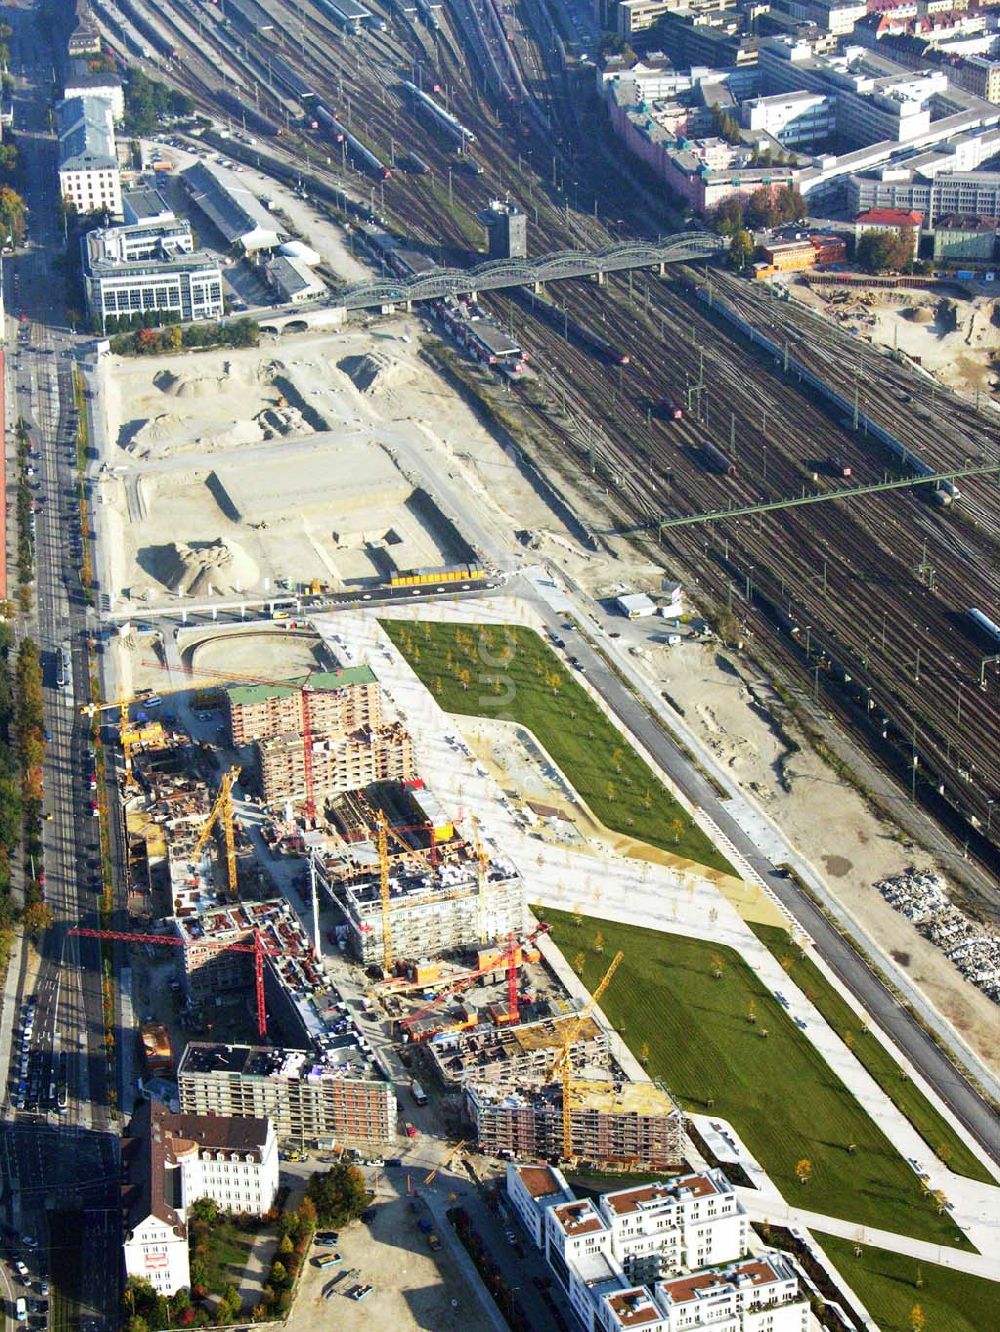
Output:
[
  {"left": 639, "top": 1041, "right": 650, "bottom": 1064},
  {"left": 710, "top": 953, "right": 725, "bottom": 979},
  {"left": 911, "top": 1304, "right": 926, "bottom": 1332},
  {"left": 729, "top": 228, "right": 753, "bottom": 271},
  {"left": 296, "top": 1196, "right": 318, "bottom": 1233},
  {"left": 856, "top": 229, "right": 914, "bottom": 274},
  {"left": 0, "top": 184, "right": 26, "bottom": 245},
  {"left": 20, "top": 902, "right": 52, "bottom": 934},
  {"left": 593, "top": 930, "right": 605, "bottom": 954},
  {"left": 572, "top": 951, "right": 586, "bottom": 975},
  {"left": 190, "top": 1197, "right": 219, "bottom": 1224},
  {"left": 712, "top": 196, "right": 744, "bottom": 236},
  {"left": 795, "top": 1158, "right": 813, "bottom": 1185},
  {"left": 305, "top": 1161, "right": 368, "bottom": 1228}
]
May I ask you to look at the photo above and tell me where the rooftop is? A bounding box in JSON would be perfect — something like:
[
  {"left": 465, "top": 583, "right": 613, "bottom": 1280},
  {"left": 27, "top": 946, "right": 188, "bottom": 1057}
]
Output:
[
  {"left": 657, "top": 1256, "right": 788, "bottom": 1306},
  {"left": 178, "top": 1038, "right": 388, "bottom": 1084},
  {"left": 124, "top": 186, "right": 173, "bottom": 221},
  {"left": 605, "top": 1288, "right": 665, "bottom": 1328},
  {"left": 58, "top": 95, "right": 117, "bottom": 172},
  {"left": 551, "top": 1199, "right": 608, "bottom": 1238},
  {"left": 182, "top": 159, "right": 286, "bottom": 249},
  {"left": 602, "top": 1172, "right": 722, "bottom": 1217},
  {"left": 856, "top": 207, "right": 924, "bottom": 225},
  {"left": 226, "top": 667, "right": 377, "bottom": 708},
  {"left": 512, "top": 1163, "right": 569, "bottom": 1200}
]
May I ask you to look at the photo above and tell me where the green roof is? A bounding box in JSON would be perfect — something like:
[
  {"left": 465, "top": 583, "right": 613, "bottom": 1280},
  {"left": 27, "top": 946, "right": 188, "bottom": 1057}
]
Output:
[{"left": 225, "top": 666, "right": 376, "bottom": 708}]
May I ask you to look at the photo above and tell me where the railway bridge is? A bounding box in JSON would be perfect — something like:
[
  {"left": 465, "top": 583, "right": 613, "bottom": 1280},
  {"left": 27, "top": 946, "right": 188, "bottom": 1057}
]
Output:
[{"left": 257, "top": 233, "right": 726, "bottom": 331}]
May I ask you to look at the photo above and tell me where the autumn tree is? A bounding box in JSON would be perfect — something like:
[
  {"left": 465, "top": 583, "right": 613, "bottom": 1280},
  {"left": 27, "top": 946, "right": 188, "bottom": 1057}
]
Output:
[{"left": 794, "top": 1158, "right": 813, "bottom": 1186}]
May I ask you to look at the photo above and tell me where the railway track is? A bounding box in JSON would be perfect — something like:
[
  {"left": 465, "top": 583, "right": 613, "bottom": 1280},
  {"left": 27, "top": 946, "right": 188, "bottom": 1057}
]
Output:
[{"left": 132, "top": 1, "right": 1000, "bottom": 877}]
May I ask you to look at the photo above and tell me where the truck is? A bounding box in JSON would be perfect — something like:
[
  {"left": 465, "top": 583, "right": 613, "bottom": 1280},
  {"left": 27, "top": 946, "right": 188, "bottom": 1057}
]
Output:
[{"left": 411, "top": 1080, "right": 428, "bottom": 1106}]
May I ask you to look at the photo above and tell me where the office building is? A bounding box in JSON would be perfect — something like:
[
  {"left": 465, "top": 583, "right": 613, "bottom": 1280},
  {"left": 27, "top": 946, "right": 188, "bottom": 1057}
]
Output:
[
  {"left": 854, "top": 205, "right": 924, "bottom": 253},
  {"left": 82, "top": 221, "right": 223, "bottom": 332},
  {"left": 178, "top": 1042, "right": 396, "bottom": 1144},
  {"left": 57, "top": 95, "right": 122, "bottom": 218},
  {"left": 932, "top": 213, "right": 996, "bottom": 259}
]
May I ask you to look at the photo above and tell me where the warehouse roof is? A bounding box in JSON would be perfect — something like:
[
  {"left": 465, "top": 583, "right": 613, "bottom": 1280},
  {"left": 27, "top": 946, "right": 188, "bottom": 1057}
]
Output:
[
  {"left": 226, "top": 666, "right": 376, "bottom": 707},
  {"left": 182, "top": 159, "right": 286, "bottom": 251},
  {"left": 264, "top": 253, "right": 326, "bottom": 302}
]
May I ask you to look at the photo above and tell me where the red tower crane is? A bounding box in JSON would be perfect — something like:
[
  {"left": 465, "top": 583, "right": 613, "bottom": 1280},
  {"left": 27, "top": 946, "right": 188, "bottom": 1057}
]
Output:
[
  {"left": 70, "top": 925, "right": 285, "bottom": 1039},
  {"left": 399, "top": 922, "right": 550, "bottom": 1037}
]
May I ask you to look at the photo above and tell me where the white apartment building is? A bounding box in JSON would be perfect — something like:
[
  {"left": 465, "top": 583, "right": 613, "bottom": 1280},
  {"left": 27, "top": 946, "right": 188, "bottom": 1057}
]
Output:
[
  {"left": 743, "top": 91, "right": 837, "bottom": 147},
  {"left": 598, "top": 1171, "right": 749, "bottom": 1281},
  {"left": 63, "top": 65, "right": 125, "bottom": 121},
  {"left": 122, "top": 1102, "right": 279, "bottom": 1296},
  {"left": 57, "top": 95, "right": 122, "bottom": 218},
  {"left": 506, "top": 1162, "right": 575, "bottom": 1249},
  {"left": 653, "top": 1255, "right": 809, "bottom": 1332}
]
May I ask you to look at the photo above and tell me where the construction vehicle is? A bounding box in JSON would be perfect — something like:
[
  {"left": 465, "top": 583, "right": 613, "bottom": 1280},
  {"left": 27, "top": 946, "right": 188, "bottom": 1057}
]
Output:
[
  {"left": 191, "top": 766, "right": 241, "bottom": 900},
  {"left": 547, "top": 951, "right": 624, "bottom": 1161},
  {"left": 69, "top": 923, "right": 287, "bottom": 1039}
]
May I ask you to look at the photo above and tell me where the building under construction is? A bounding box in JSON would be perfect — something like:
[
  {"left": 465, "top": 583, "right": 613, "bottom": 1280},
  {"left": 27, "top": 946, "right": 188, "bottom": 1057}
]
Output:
[
  {"left": 465, "top": 1076, "right": 685, "bottom": 1170},
  {"left": 257, "top": 721, "right": 414, "bottom": 808},
  {"left": 225, "top": 667, "right": 381, "bottom": 746},
  {"left": 428, "top": 1013, "right": 608, "bottom": 1086},
  {"left": 317, "top": 838, "right": 524, "bottom": 966}
]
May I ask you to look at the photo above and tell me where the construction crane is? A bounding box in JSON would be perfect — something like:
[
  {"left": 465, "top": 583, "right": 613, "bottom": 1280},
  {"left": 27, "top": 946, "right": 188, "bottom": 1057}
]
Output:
[
  {"left": 424, "top": 1139, "right": 468, "bottom": 1186},
  {"left": 80, "top": 693, "right": 151, "bottom": 784},
  {"left": 376, "top": 809, "right": 393, "bottom": 975},
  {"left": 191, "top": 766, "right": 241, "bottom": 900},
  {"left": 548, "top": 951, "right": 624, "bottom": 1161},
  {"left": 469, "top": 813, "right": 490, "bottom": 944},
  {"left": 398, "top": 922, "right": 551, "bottom": 1036},
  {"left": 140, "top": 657, "right": 328, "bottom": 816},
  {"left": 69, "top": 924, "right": 285, "bottom": 1038}
]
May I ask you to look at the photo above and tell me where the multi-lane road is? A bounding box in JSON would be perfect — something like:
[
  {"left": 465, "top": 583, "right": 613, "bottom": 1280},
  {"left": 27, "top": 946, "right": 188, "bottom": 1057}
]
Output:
[{"left": 0, "top": 8, "right": 121, "bottom": 1329}]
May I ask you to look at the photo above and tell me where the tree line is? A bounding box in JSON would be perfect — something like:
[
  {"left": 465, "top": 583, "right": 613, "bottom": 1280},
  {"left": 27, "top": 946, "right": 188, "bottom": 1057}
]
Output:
[{"left": 108, "top": 318, "right": 260, "bottom": 356}]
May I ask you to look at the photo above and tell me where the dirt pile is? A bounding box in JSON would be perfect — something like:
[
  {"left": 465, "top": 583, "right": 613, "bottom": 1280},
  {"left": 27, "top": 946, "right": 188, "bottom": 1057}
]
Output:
[{"left": 151, "top": 538, "right": 259, "bottom": 596}]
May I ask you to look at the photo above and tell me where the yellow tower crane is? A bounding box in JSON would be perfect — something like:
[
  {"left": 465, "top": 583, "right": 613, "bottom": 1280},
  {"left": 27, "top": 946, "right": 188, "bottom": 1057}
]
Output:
[
  {"left": 469, "top": 813, "right": 490, "bottom": 944},
  {"left": 548, "top": 950, "right": 624, "bottom": 1162},
  {"left": 376, "top": 809, "right": 394, "bottom": 975},
  {"left": 80, "top": 694, "right": 146, "bottom": 785},
  {"left": 424, "top": 1139, "right": 468, "bottom": 1186},
  {"left": 191, "top": 766, "right": 241, "bottom": 901}
]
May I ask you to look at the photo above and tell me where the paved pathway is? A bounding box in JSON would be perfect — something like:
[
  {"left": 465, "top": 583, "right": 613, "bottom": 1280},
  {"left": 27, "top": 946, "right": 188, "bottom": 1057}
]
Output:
[{"left": 316, "top": 604, "right": 1000, "bottom": 1273}]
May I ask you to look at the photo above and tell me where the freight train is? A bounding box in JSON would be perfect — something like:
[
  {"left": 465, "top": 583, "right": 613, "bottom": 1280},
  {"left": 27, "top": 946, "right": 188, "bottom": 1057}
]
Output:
[
  {"left": 520, "top": 291, "right": 629, "bottom": 365},
  {"left": 389, "top": 563, "right": 484, "bottom": 588},
  {"left": 400, "top": 80, "right": 476, "bottom": 145}
]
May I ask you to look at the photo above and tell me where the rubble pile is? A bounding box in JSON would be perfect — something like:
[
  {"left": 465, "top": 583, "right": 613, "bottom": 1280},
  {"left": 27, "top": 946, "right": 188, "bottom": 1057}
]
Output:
[{"left": 875, "top": 868, "right": 1000, "bottom": 1004}]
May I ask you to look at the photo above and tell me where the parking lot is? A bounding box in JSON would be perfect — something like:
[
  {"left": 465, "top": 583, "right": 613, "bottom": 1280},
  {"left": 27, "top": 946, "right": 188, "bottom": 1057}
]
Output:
[{"left": 286, "top": 1187, "right": 493, "bottom": 1332}]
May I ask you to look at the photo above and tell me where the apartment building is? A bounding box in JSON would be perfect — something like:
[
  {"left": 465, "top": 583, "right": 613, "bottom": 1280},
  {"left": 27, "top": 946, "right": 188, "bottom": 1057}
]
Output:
[
  {"left": 178, "top": 1042, "right": 396, "bottom": 1144},
  {"left": 122, "top": 1101, "right": 278, "bottom": 1295},
  {"left": 506, "top": 1163, "right": 575, "bottom": 1248},
  {"left": 854, "top": 205, "right": 924, "bottom": 254},
  {"left": 63, "top": 62, "right": 124, "bottom": 121},
  {"left": 950, "top": 54, "right": 1000, "bottom": 104},
  {"left": 57, "top": 95, "right": 122, "bottom": 218},
  {"left": 467, "top": 1077, "right": 685, "bottom": 1170},
  {"left": 598, "top": 1172, "right": 748, "bottom": 1281},
  {"left": 319, "top": 835, "right": 525, "bottom": 965},
  {"left": 652, "top": 1255, "right": 809, "bottom": 1331},
  {"left": 257, "top": 721, "right": 415, "bottom": 807},
  {"left": 225, "top": 668, "right": 381, "bottom": 746}
]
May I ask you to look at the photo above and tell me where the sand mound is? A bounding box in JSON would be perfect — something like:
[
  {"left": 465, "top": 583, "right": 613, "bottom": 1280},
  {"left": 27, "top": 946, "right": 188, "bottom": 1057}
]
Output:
[
  {"left": 338, "top": 352, "right": 416, "bottom": 396},
  {"left": 124, "top": 413, "right": 188, "bottom": 455},
  {"left": 905, "top": 306, "right": 933, "bottom": 324},
  {"left": 149, "top": 538, "right": 259, "bottom": 597}
]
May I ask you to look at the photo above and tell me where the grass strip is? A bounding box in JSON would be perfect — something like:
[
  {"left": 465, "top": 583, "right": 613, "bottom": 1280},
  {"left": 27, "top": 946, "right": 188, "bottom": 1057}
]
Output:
[
  {"left": 534, "top": 906, "right": 973, "bottom": 1249},
  {"left": 749, "top": 922, "right": 993, "bottom": 1184},
  {"left": 383, "top": 619, "right": 733, "bottom": 875},
  {"left": 816, "top": 1233, "right": 1000, "bottom": 1332}
]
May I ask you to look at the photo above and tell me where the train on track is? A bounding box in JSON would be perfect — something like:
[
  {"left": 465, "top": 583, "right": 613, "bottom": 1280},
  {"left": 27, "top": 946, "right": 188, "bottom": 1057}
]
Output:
[
  {"left": 968, "top": 607, "right": 1000, "bottom": 646},
  {"left": 400, "top": 79, "right": 476, "bottom": 145},
  {"left": 314, "top": 102, "right": 392, "bottom": 178},
  {"left": 701, "top": 441, "right": 736, "bottom": 476},
  {"left": 519, "top": 290, "right": 629, "bottom": 365}
]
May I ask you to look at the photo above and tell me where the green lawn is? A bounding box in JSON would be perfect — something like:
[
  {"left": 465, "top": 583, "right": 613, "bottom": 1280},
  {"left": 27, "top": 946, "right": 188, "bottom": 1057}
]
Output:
[
  {"left": 817, "top": 1233, "right": 1000, "bottom": 1332},
  {"left": 750, "top": 922, "right": 993, "bottom": 1185},
  {"left": 191, "top": 1216, "right": 255, "bottom": 1294},
  {"left": 49, "top": 1211, "right": 83, "bottom": 1332},
  {"left": 383, "top": 620, "right": 733, "bottom": 874},
  {"left": 535, "top": 907, "right": 972, "bottom": 1249}
]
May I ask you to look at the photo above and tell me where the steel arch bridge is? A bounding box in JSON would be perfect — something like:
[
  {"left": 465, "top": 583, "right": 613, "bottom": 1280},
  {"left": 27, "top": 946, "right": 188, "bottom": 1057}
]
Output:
[{"left": 340, "top": 233, "right": 726, "bottom": 309}]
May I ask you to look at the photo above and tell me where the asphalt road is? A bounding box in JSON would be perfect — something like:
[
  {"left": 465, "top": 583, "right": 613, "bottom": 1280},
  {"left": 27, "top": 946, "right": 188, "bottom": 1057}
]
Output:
[
  {"left": 1, "top": 10, "right": 121, "bottom": 1329},
  {"left": 523, "top": 590, "right": 1000, "bottom": 1168}
]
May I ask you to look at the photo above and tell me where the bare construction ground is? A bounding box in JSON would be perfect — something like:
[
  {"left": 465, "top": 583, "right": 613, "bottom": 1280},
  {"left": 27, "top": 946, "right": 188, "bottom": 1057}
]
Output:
[
  {"left": 97, "top": 328, "right": 486, "bottom": 606},
  {"left": 287, "top": 1194, "right": 491, "bottom": 1332}
]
